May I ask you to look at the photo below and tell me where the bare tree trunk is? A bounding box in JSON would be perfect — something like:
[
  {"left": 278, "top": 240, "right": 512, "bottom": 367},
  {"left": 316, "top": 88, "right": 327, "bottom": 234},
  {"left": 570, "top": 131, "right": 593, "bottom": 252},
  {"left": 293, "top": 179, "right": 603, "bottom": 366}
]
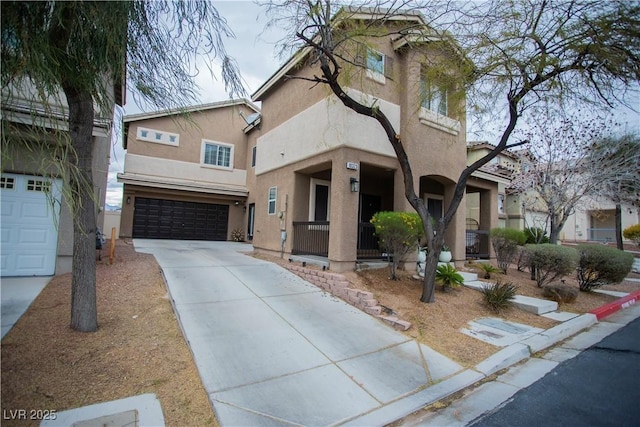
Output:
[
  {"left": 615, "top": 203, "right": 623, "bottom": 250},
  {"left": 65, "top": 86, "right": 98, "bottom": 332},
  {"left": 549, "top": 213, "right": 559, "bottom": 244},
  {"left": 421, "top": 251, "right": 439, "bottom": 303}
]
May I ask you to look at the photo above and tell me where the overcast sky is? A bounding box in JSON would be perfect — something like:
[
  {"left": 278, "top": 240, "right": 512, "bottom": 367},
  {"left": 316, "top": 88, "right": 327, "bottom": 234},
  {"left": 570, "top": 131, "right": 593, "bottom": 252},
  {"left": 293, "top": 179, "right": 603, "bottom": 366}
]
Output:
[{"left": 105, "top": 0, "right": 640, "bottom": 208}]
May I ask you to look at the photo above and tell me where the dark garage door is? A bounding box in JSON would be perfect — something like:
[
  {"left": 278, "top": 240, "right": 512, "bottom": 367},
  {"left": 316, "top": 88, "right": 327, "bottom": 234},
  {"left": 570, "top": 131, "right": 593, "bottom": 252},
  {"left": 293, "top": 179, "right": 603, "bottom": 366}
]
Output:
[{"left": 133, "top": 197, "right": 229, "bottom": 240}]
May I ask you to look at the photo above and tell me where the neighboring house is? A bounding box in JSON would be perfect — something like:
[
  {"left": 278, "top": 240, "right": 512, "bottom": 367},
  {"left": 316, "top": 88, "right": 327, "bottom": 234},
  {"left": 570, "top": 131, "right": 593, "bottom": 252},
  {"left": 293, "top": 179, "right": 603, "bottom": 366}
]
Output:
[
  {"left": 465, "top": 142, "right": 522, "bottom": 258},
  {"left": 249, "top": 10, "right": 471, "bottom": 272},
  {"left": 468, "top": 142, "right": 640, "bottom": 245},
  {"left": 117, "top": 100, "right": 261, "bottom": 241},
  {"left": 1, "top": 81, "right": 122, "bottom": 276},
  {"left": 545, "top": 195, "right": 639, "bottom": 244}
]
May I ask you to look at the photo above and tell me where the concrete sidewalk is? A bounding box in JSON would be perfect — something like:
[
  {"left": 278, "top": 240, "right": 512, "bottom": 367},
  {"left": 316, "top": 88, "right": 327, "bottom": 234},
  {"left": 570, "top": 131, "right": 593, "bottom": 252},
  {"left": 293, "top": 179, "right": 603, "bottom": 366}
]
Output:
[{"left": 133, "top": 239, "right": 466, "bottom": 426}]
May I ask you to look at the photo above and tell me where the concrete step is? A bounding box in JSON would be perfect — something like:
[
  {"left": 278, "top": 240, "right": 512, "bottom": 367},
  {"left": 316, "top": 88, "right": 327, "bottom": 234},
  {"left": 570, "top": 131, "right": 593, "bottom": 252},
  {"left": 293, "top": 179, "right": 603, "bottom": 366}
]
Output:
[
  {"left": 459, "top": 271, "right": 478, "bottom": 283},
  {"left": 463, "top": 280, "right": 493, "bottom": 291},
  {"left": 463, "top": 281, "right": 559, "bottom": 315},
  {"left": 511, "top": 295, "right": 558, "bottom": 315}
]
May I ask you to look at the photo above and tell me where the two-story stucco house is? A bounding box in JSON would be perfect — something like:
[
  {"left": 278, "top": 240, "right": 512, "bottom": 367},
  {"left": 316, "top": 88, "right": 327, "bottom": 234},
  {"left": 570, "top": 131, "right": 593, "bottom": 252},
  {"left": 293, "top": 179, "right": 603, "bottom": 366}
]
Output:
[
  {"left": 249, "top": 9, "right": 473, "bottom": 272},
  {"left": 118, "top": 100, "right": 261, "bottom": 241},
  {"left": 118, "top": 9, "right": 508, "bottom": 272}
]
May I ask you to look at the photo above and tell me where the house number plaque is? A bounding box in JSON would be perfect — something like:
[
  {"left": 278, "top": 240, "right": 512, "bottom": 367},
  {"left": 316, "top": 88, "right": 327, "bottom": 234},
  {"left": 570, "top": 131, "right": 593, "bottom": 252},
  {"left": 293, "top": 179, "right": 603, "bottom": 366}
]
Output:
[{"left": 346, "top": 162, "right": 359, "bottom": 170}]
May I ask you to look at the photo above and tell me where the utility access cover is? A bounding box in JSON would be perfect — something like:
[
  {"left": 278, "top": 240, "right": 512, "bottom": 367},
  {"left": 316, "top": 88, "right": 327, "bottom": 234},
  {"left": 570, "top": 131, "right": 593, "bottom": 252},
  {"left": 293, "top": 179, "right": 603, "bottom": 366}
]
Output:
[{"left": 461, "top": 318, "right": 543, "bottom": 347}]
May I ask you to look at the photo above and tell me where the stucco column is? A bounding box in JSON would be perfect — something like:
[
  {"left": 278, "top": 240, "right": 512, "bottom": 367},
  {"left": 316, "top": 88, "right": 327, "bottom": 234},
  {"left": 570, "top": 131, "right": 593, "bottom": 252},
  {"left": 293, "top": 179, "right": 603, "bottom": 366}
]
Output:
[
  {"left": 328, "top": 152, "right": 359, "bottom": 272},
  {"left": 445, "top": 187, "right": 467, "bottom": 266},
  {"left": 480, "top": 188, "right": 498, "bottom": 259}
]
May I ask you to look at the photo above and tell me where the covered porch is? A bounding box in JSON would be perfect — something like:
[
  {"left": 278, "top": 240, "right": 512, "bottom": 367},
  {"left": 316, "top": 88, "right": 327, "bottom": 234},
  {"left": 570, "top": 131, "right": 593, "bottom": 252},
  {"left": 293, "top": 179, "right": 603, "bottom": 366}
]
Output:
[{"left": 289, "top": 161, "right": 395, "bottom": 267}]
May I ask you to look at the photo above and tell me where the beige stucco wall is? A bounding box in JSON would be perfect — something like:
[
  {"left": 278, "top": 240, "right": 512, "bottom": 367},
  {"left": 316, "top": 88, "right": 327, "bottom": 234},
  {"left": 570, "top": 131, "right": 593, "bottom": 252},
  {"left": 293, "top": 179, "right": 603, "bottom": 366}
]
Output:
[
  {"left": 126, "top": 105, "right": 253, "bottom": 168},
  {"left": 255, "top": 92, "right": 398, "bottom": 176}
]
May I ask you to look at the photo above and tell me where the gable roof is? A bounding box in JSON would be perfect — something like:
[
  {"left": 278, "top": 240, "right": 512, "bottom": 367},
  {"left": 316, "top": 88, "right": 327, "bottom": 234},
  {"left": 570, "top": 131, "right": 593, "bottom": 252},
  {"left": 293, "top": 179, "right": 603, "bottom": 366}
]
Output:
[
  {"left": 252, "top": 8, "right": 443, "bottom": 102},
  {"left": 122, "top": 98, "right": 260, "bottom": 148},
  {"left": 123, "top": 98, "right": 259, "bottom": 123}
]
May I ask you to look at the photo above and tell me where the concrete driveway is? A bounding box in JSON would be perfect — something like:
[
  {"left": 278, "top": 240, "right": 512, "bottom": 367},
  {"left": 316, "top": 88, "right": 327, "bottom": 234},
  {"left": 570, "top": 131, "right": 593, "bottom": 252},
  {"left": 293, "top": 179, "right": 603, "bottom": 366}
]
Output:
[
  {"left": 1, "top": 276, "right": 51, "bottom": 339},
  {"left": 134, "top": 239, "right": 464, "bottom": 426}
]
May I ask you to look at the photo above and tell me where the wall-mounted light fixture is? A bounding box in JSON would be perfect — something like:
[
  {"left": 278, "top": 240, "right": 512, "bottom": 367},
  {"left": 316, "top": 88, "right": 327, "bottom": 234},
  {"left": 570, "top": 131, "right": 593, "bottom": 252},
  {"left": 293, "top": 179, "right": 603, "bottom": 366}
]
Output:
[
  {"left": 126, "top": 196, "right": 131, "bottom": 205},
  {"left": 234, "top": 201, "right": 240, "bottom": 206},
  {"left": 350, "top": 177, "right": 359, "bottom": 193}
]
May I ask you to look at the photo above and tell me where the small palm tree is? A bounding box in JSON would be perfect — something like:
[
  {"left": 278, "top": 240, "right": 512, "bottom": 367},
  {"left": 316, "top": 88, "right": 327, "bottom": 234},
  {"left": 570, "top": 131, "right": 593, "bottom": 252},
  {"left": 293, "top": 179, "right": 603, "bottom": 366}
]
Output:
[
  {"left": 436, "top": 264, "right": 464, "bottom": 292},
  {"left": 477, "top": 263, "right": 501, "bottom": 279}
]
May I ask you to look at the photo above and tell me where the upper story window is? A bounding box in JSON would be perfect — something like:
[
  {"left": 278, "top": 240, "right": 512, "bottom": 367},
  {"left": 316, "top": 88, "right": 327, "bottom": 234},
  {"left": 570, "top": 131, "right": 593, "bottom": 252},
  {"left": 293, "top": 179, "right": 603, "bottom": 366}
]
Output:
[
  {"left": 251, "top": 146, "right": 257, "bottom": 168},
  {"left": 136, "top": 126, "right": 180, "bottom": 146},
  {"left": 202, "top": 140, "right": 233, "bottom": 169},
  {"left": 420, "top": 77, "right": 448, "bottom": 116},
  {"left": 419, "top": 67, "right": 460, "bottom": 136},
  {"left": 360, "top": 47, "right": 393, "bottom": 84},
  {"left": 367, "top": 49, "right": 384, "bottom": 75}
]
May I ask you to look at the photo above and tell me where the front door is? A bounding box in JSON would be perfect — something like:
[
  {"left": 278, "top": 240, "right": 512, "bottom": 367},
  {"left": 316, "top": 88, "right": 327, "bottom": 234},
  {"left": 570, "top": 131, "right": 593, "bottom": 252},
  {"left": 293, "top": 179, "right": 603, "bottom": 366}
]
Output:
[{"left": 358, "top": 194, "right": 382, "bottom": 254}]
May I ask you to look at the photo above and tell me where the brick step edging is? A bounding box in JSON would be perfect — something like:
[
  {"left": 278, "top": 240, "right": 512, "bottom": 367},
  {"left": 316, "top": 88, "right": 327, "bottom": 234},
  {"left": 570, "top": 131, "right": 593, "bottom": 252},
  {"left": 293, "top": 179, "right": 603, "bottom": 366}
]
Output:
[{"left": 283, "top": 264, "right": 412, "bottom": 331}]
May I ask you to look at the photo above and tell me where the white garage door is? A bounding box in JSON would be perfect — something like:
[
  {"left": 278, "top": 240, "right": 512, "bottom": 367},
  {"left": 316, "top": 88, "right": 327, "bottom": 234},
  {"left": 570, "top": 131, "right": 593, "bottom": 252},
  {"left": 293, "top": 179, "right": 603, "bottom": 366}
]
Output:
[{"left": 1, "top": 173, "right": 62, "bottom": 277}]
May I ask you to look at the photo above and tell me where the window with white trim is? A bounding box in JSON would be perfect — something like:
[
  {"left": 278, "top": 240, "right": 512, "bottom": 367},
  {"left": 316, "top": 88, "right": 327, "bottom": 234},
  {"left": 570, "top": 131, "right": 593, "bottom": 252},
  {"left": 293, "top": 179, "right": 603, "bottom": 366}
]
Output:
[
  {"left": 1, "top": 176, "right": 15, "bottom": 189},
  {"left": 136, "top": 126, "right": 180, "bottom": 146},
  {"left": 27, "top": 179, "right": 51, "bottom": 193},
  {"left": 419, "top": 67, "right": 460, "bottom": 135},
  {"left": 268, "top": 186, "right": 277, "bottom": 215},
  {"left": 420, "top": 76, "right": 448, "bottom": 116},
  {"left": 202, "top": 140, "right": 233, "bottom": 169},
  {"left": 367, "top": 49, "right": 384, "bottom": 75},
  {"left": 361, "top": 47, "right": 393, "bottom": 84}
]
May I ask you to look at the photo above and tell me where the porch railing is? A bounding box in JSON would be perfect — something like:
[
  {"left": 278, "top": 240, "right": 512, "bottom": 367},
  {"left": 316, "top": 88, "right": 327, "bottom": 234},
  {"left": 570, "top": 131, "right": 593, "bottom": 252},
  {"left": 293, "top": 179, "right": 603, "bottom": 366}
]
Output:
[
  {"left": 466, "top": 229, "right": 490, "bottom": 259},
  {"left": 292, "top": 221, "right": 329, "bottom": 256},
  {"left": 358, "top": 222, "right": 382, "bottom": 258},
  {"left": 291, "top": 221, "right": 383, "bottom": 259}
]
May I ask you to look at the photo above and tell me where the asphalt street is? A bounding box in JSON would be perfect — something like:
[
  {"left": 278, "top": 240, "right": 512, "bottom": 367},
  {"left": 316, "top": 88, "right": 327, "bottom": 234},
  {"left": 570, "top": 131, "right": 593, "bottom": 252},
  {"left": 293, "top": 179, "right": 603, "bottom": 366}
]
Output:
[{"left": 470, "top": 316, "right": 640, "bottom": 427}]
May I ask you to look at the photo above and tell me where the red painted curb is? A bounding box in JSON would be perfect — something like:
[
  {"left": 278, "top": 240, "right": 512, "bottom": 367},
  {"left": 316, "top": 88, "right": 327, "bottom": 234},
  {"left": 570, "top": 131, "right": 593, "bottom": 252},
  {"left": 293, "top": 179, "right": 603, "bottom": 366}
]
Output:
[{"left": 589, "top": 289, "right": 640, "bottom": 320}]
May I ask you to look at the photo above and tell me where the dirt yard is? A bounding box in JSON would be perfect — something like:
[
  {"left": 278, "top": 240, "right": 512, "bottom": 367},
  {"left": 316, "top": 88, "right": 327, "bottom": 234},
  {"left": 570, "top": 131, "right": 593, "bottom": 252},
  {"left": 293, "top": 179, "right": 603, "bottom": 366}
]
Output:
[
  {"left": 1, "top": 240, "right": 216, "bottom": 427},
  {"left": 1, "top": 239, "right": 638, "bottom": 426}
]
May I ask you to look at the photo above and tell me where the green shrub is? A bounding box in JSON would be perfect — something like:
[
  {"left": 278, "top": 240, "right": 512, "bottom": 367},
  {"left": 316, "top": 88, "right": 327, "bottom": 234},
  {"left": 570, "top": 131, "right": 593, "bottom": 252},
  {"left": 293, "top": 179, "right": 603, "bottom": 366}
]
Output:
[
  {"left": 477, "top": 263, "right": 501, "bottom": 279},
  {"left": 575, "top": 244, "right": 634, "bottom": 291},
  {"left": 490, "top": 228, "right": 528, "bottom": 273},
  {"left": 516, "top": 246, "right": 530, "bottom": 272},
  {"left": 525, "top": 244, "right": 578, "bottom": 288},
  {"left": 525, "top": 227, "right": 550, "bottom": 244},
  {"left": 371, "top": 211, "right": 424, "bottom": 280},
  {"left": 436, "top": 264, "right": 464, "bottom": 292},
  {"left": 542, "top": 282, "right": 578, "bottom": 303},
  {"left": 623, "top": 224, "right": 640, "bottom": 247},
  {"left": 481, "top": 280, "right": 518, "bottom": 313}
]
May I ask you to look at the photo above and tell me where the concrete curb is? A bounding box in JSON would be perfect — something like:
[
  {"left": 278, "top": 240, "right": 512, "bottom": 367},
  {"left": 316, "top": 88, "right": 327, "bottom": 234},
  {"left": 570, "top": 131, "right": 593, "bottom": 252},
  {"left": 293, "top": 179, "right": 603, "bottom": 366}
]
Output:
[
  {"left": 590, "top": 289, "right": 640, "bottom": 320},
  {"left": 395, "top": 292, "right": 640, "bottom": 426}
]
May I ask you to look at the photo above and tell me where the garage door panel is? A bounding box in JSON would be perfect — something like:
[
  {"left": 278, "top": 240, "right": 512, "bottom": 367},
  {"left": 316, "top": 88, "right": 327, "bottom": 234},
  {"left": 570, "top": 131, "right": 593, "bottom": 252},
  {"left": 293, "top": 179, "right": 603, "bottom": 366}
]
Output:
[
  {"left": 133, "top": 197, "right": 229, "bottom": 240},
  {"left": 1, "top": 173, "right": 61, "bottom": 276},
  {"left": 17, "top": 227, "right": 54, "bottom": 245}
]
